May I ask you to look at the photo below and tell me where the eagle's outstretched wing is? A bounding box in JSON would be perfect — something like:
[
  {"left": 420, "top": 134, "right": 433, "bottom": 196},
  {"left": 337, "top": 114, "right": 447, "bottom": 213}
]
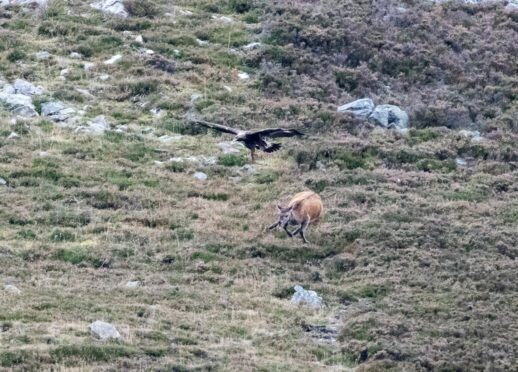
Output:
[
  {"left": 188, "top": 118, "right": 241, "bottom": 135},
  {"left": 253, "top": 128, "right": 304, "bottom": 138}
]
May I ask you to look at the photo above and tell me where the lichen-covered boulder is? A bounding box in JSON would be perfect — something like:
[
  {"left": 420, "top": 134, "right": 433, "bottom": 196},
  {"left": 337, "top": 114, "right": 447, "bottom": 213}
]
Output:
[
  {"left": 368, "top": 104, "right": 409, "bottom": 131},
  {"left": 337, "top": 98, "right": 375, "bottom": 118}
]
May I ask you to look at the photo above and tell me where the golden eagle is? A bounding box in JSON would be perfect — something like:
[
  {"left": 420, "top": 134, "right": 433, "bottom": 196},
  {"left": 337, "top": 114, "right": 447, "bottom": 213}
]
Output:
[{"left": 189, "top": 118, "right": 303, "bottom": 162}]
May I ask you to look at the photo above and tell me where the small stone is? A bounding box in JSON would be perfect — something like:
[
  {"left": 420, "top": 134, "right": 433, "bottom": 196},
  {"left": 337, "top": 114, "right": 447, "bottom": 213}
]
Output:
[
  {"left": 60, "top": 68, "right": 70, "bottom": 77},
  {"left": 212, "top": 15, "right": 234, "bottom": 24},
  {"left": 196, "top": 38, "right": 209, "bottom": 46},
  {"left": 291, "top": 285, "right": 323, "bottom": 309},
  {"left": 190, "top": 92, "right": 202, "bottom": 103},
  {"left": 193, "top": 171, "right": 208, "bottom": 181},
  {"left": 178, "top": 8, "right": 193, "bottom": 16},
  {"left": 142, "top": 127, "right": 154, "bottom": 134},
  {"left": 35, "top": 51, "right": 51, "bottom": 60},
  {"left": 39, "top": 151, "right": 49, "bottom": 157},
  {"left": 150, "top": 108, "right": 166, "bottom": 118},
  {"left": 7, "top": 132, "right": 19, "bottom": 140},
  {"left": 0, "top": 178, "right": 6, "bottom": 186},
  {"left": 238, "top": 71, "right": 250, "bottom": 80},
  {"left": 158, "top": 134, "right": 183, "bottom": 143},
  {"left": 459, "top": 129, "right": 482, "bottom": 142},
  {"left": 84, "top": 62, "right": 96, "bottom": 71},
  {"left": 75, "top": 115, "right": 109, "bottom": 135},
  {"left": 316, "top": 161, "right": 325, "bottom": 170},
  {"left": 173, "top": 49, "right": 181, "bottom": 56},
  {"left": 104, "top": 54, "right": 122, "bottom": 65},
  {"left": 243, "top": 42, "right": 261, "bottom": 50},
  {"left": 4, "top": 284, "right": 21, "bottom": 295},
  {"left": 223, "top": 85, "right": 232, "bottom": 92},
  {"left": 125, "top": 281, "right": 141, "bottom": 289},
  {"left": 99, "top": 74, "right": 110, "bottom": 81},
  {"left": 70, "top": 52, "right": 83, "bottom": 59},
  {"left": 88, "top": 321, "right": 121, "bottom": 341},
  {"left": 135, "top": 35, "right": 144, "bottom": 43}
]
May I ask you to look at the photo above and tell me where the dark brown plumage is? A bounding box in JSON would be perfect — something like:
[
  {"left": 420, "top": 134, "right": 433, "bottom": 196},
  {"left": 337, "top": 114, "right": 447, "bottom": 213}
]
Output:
[{"left": 189, "top": 118, "right": 303, "bottom": 162}]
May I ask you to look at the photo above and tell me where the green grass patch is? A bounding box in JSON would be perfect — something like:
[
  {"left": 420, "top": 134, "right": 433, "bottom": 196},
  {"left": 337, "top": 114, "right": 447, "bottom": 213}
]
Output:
[
  {"left": 218, "top": 154, "right": 247, "bottom": 167},
  {"left": 50, "top": 344, "right": 136, "bottom": 363}
]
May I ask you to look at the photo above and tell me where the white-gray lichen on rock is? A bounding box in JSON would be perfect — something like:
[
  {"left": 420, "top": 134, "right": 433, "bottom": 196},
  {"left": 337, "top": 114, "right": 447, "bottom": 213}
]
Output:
[
  {"left": 90, "top": 0, "right": 128, "bottom": 17},
  {"left": 88, "top": 321, "right": 121, "bottom": 340},
  {"left": 337, "top": 98, "right": 375, "bottom": 118}
]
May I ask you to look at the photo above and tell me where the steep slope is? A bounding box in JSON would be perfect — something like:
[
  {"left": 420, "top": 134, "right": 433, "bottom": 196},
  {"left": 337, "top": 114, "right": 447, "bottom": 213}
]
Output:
[{"left": 0, "top": 0, "right": 517, "bottom": 370}]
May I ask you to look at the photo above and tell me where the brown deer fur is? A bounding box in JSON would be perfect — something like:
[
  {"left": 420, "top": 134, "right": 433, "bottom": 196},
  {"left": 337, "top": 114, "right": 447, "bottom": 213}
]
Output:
[{"left": 268, "top": 191, "right": 323, "bottom": 243}]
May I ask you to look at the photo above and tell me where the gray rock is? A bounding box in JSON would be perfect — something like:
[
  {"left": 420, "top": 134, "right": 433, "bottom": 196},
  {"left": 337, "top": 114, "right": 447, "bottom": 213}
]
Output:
[
  {"left": 368, "top": 104, "right": 409, "bottom": 131},
  {"left": 291, "top": 285, "right": 323, "bottom": 309},
  {"left": 193, "top": 171, "right": 208, "bottom": 181},
  {"left": 237, "top": 164, "right": 256, "bottom": 175},
  {"left": 0, "top": 0, "right": 48, "bottom": 6},
  {"left": 337, "top": 98, "right": 375, "bottom": 118},
  {"left": 4, "top": 284, "right": 21, "bottom": 294},
  {"left": 84, "top": 62, "right": 96, "bottom": 71},
  {"left": 75, "top": 115, "right": 109, "bottom": 135},
  {"left": 88, "top": 321, "right": 121, "bottom": 340},
  {"left": 90, "top": 0, "right": 128, "bottom": 17},
  {"left": 0, "top": 93, "right": 38, "bottom": 117},
  {"left": 7, "top": 132, "right": 19, "bottom": 140},
  {"left": 238, "top": 71, "right": 250, "bottom": 80},
  {"left": 69, "top": 52, "right": 83, "bottom": 59},
  {"left": 150, "top": 108, "right": 166, "bottom": 118},
  {"left": 13, "top": 79, "right": 43, "bottom": 96},
  {"left": 190, "top": 92, "right": 202, "bottom": 103},
  {"left": 135, "top": 35, "right": 144, "bottom": 43},
  {"left": 243, "top": 42, "right": 262, "bottom": 51},
  {"left": 0, "top": 177, "right": 6, "bottom": 186},
  {"left": 218, "top": 141, "right": 244, "bottom": 154},
  {"left": 125, "top": 281, "right": 141, "bottom": 289},
  {"left": 158, "top": 134, "right": 183, "bottom": 143},
  {"left": 459, "top": 129, "right": 482, "bottom": 142},
  {"left": 196, "top": 38, "right": 209, "bottom": 46},
  {"left": 35, "top": 51, "right": 51, "bottom": 60},
  {"left": 2, "top": 84, "right": 15, "bottom": 94},
  {"left": 41, "top": 101, "right": 76, "bottom": 122},
  {"left": 103, "top": 54, "right": 122, "bottom": 65},
  {"left": 212, "top": 14, "right": 235, "bottom": 24}
]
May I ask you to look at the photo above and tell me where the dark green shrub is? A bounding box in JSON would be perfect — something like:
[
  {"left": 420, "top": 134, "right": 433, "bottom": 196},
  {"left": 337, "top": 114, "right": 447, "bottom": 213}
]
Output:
[{"left": 123, "top": 0, "right": 159, "bottom": 18}]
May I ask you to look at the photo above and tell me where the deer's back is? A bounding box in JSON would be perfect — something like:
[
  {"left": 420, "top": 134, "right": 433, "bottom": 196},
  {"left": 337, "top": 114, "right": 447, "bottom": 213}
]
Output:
[{"left": 289, "top": 192, "right": 323, "bottom": 223}]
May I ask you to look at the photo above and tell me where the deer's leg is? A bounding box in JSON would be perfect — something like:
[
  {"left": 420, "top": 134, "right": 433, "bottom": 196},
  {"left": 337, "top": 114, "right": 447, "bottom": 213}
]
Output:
[
  {"left": 250, "top": 148, "right": 256, "bottom": 163},
  {"left": 283, "top": 224, "right": 293, "bottom": 237},
  {"left": 294, "top": 219, "right": 310, "bottom": 243},
  {"left": 268, "top": 221, "right": 280, "bottom": 230}
]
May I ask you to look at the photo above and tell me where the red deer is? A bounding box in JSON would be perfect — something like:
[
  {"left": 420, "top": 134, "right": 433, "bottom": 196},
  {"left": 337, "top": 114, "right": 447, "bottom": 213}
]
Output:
[{"left": 268, "top": 191, "right": 323, "bottom": 243}]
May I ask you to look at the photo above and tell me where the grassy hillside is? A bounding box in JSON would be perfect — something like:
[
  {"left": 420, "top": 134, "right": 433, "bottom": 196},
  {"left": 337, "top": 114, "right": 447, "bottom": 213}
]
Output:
[{"left": 0, "top": 0, "right": 517, "bottom": 370}]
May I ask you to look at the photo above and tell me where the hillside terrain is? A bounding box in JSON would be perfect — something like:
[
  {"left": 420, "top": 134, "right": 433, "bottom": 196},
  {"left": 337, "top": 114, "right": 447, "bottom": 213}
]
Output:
[{"left": 0, "top": 0, "right": 517, "bottom": 370}]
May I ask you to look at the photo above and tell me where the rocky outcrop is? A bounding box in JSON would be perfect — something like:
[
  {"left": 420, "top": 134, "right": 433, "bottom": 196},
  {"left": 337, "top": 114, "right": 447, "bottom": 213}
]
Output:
[{"left": 90, "top": 0, "right": 128, "bottom": 17}]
